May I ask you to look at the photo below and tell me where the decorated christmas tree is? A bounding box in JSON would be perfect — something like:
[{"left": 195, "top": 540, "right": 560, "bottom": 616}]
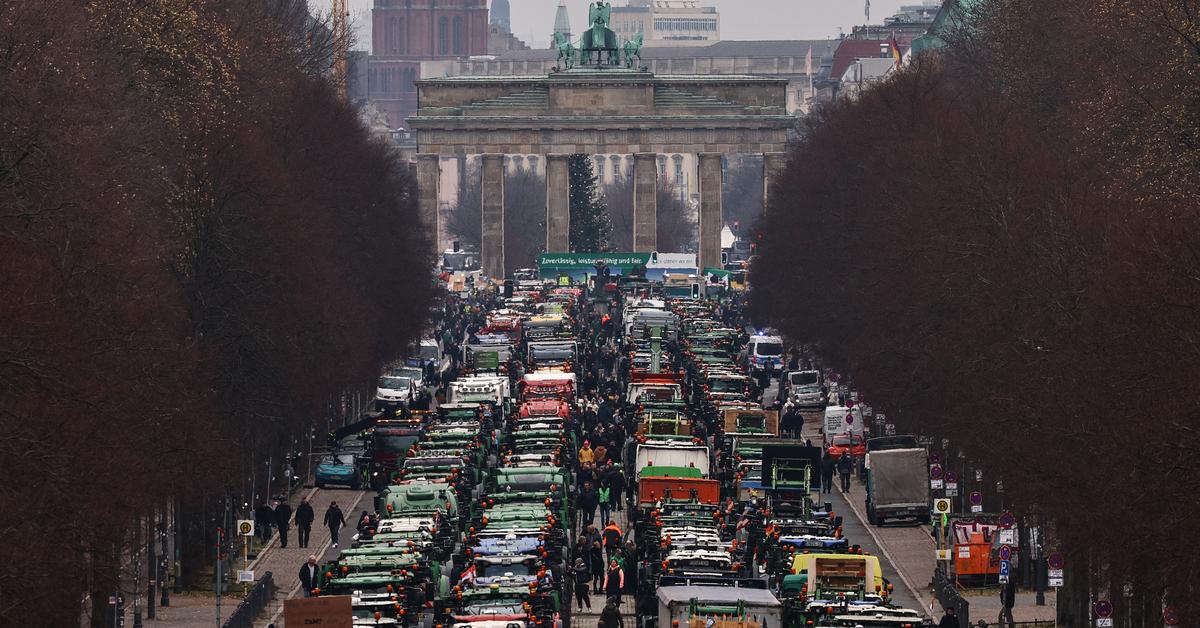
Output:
[{"left": 568, "top": 154, "right": 613, "bottom": 252}]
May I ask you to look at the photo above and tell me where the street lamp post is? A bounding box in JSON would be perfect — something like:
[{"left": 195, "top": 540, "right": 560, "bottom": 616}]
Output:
[{"left": 147, "top": 512, "right": 156, "bottom": 619}]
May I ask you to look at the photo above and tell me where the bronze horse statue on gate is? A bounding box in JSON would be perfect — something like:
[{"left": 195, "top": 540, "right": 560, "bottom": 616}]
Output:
[{"left": 554, "top": 31, "right": 576, "bottom": 70}]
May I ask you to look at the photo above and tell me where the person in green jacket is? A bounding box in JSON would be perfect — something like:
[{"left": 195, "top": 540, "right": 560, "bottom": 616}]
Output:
[{"left": 598, "top": 481, "right": 612, "bottom": 526}]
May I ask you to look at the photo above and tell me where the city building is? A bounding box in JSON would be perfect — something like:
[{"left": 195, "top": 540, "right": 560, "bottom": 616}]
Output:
[
  {"left": 452, "top": 39, "right": 833, "bottom": 115},
  {"left": 610, "top": 0, "right": 720, "bottom": 46},
  {"left": 835, "top": 57, "right": 898, "bottom": 100},
  {"left": 846, "top": 1, "right": 939, "bottom": 45},
  {"left": 366, "top": 0, "right": 489, "bottom": 128},
  {"left": 489, "top": 0, "right": 510, "bottom": 33}
]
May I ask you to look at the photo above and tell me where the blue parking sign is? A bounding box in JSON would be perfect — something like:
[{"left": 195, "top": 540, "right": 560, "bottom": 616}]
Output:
[{"left": 999, "top": 560, "right": 1010, "bottom": 575}]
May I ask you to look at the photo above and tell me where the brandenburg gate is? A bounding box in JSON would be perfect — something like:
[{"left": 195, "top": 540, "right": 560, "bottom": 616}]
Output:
[{"left": 407, "top": 2, "right": 792, "bottom": 278}]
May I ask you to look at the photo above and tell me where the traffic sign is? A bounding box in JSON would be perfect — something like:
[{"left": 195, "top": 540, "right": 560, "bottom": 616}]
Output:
[
  {"left": 998, "top": 511, "right": 1016, "bottom": 529},
  {"left": 1048, "top": 569, "right": 1064, "bottom": 587},
  {"left": 1047, "top": 551, "right": 1065, "bottom": 570},
  {"left": 933, "top": 498, "right": 951, "bottom": 515},
  {"left": 936, "top": 549, "right": 951, "bottom": 561},
  {"left": 930, "top": 452, "right": 942, "bottom": 465},
  {"left": 929, "top": 464, "right": 944, "bottom": 479},
  {"left": 999, "top": 544, "right": 1012, "bottom": 561},
  {"left": 999, "top": 560, "right": 1010, "bottom": 576},
  {"left": 1094, "top": 600, "right": 1113, "bottom": 618},
  {"left": 1164, "top": 606, "right": 1179, "bottom": 626},
  {"left": 863, "top": 405, "right": 873, "bottom": 417},
  {"left": 237, "top": 570, "right": 255, "bottom": 582},
  {"left": 237, "top": 519, "right": 255, "bottom": 537},
  {"left": 999, "top": 529, "right": 1015, "bottom": 545},
  {"left": 945, "top": 471, "right": 957, "bottom": 483},
  {"left": 969, "top": 490, "right": 983, "bottom": 505},
  {"left": 945, "top": 484, "right": 958, "bottom": 497},
  {"left": 1096, "top": 620, "right": 1113, "bottom": 627},
  {"left": 885, "top": 423, "right": 896, "bottom": 436}
]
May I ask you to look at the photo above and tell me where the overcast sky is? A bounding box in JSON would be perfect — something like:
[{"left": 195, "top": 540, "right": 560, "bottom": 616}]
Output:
[
  {"left": 327, "top": 0, "right": 924, "bottom": 51},
  {"left": 508, "top": 0, "right": 919, "bottom": 48}
]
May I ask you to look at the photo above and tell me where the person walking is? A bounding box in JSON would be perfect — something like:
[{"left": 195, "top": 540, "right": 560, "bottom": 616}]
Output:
[
  {"left": 606, "top": 464, "right": 625, "bottom": 511},
  {"left": 590, "top": 540, "right": 605, "bottom": 590},
  {"left": 274, "top": 500, "right": 293, "bottom": 548},
  {"left": 999, "top": 576, "right": 1017, "bottom": 628},
  {"left": 298, "top": 555, "right": 319, "bottom": 597},
  {"left": 324, "top": 501, "right": 346, "bottom": 548},
  {"left": 599, "top": 600, "right": 624, "bottom": 628},
  {"left": 820, "top": 453, "right": 836, "bottom": 494},
  {"left": 579, "top": 441, "right": 595, "bottom": 468},
  {"left": 579, "top": 482, "right": 599, "bottom": 529},
  {"left": 622, "top": 541, "right": 637, "bottom": 594},
  {"left": 602, "top": 558, "right": 624, "bottom": 605},
  {"left": 937, "top": 607, "right": 960, "bottom": 628},
  {"left": 254, "top": 502, "right": 274, "bottom": 544},
  {"left": 571, "top": 557, "right": 591, "bottom": 612},
  {"left": 602, "top": 521, "right": 623, "bottom": 562},
  {"left": 837, "top": 453, "right": 855, "bottom": 492},
  {"left": 593, "top": 443, "right": 608, "bottom": 466},
  {"left": 598, "top": 482, "right": 612, "bottom": 526},
  {"left": 294, "top": 498, "right": 315, "bottom": 548}
]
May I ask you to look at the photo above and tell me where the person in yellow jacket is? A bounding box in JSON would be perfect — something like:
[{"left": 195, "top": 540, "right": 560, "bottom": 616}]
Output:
[{"left": 579, "top": 440, "right": 595, "bottom": 468}]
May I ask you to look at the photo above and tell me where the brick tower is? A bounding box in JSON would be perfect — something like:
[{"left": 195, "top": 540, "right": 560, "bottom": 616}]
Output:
[{"left": 368, "top": 0, "right": 489, "bottom": 129}]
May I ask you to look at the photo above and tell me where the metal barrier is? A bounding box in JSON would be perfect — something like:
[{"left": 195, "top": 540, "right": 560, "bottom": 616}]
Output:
[
  {"left": 932, "top": 566, "right": 970, "bottom": 626},
  {"left": 222, "top": 571, "right": 275, "bottom": 628}
]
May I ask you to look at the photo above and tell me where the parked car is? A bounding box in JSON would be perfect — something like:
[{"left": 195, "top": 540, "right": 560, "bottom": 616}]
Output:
[
  {"left": 316, "top": 450, "right": 364, "bottom": 489},
  {"left": 826, "top": 434, "right": 866, "bottom": 460}
]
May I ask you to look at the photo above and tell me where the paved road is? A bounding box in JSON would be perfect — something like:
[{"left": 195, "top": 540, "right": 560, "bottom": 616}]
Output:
[
  {"left": 572, "top": 506, "right": 636, "bottom": 627},
  {"left": 771, "top": 376, "right": 929, "bottom": 617}
]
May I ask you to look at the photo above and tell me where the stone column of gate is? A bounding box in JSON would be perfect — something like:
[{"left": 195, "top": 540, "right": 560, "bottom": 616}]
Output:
[
  {"left": 762, "top": 152, "right": 787, "bottom": 215},
  {"left": 416, "top": 154, "right": 441, "bottom": 248},
  {"left": 698, "top": 152, "right": 724, "bottom": 271},
  {"left": 632, "top": 152, "right": 658, "bottom": 253},
  {"left": 545, "top": 154, "right": 570, "bottom": 253},
  {"left": 480, "top": 154, "right": 506, "bottom": 279}
]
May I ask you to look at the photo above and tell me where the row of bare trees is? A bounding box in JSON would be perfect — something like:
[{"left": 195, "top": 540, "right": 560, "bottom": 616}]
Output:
[
  {"left": 751, "top": 0, "right": 1200, "bottom": 623},
  {"left": 0, "top": 0, "right": 434, "bottom": 623}
]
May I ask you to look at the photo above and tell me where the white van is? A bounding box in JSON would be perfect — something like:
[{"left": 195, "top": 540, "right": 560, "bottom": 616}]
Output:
[
  {"left": 823, "top": 404, "right": 864, "bottom": 440},
  {"left": 747, "top": 334, "right": 785, "bottom": 377}
]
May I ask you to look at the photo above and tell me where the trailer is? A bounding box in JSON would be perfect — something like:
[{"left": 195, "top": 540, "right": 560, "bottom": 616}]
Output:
[{"left": 864, "top": 446, "right": 929, "bottom": 525}]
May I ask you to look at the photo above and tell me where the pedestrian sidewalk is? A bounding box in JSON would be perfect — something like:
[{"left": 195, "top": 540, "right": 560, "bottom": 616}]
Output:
[
  {"left": 254, "top": 486, "right": 371, "bottom": 627},
  {"left": 115, "top": 486, "right": 369, "bottom": 628},
  {"left": 799, "top": 410, "right": 1056, "bottom": 624}
]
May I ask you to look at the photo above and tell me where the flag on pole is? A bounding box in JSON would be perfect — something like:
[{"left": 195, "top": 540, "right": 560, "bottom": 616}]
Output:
[
  {"left": 459, "top": 563, "right": 477, "bottom": 585},
  {"left": 865, "top": 0, "right": 871, "bottom": 21},
  {"left": 804, "top": 46, "right": 813, "bottom": 78},
  {"left": 889, "top": 35, "right": 903, "bottom": 69}
]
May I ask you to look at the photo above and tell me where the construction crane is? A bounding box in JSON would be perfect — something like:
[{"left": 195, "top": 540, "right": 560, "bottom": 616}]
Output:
[{"left": 331, "top": 0, "right": 349, "bottom": 100}]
